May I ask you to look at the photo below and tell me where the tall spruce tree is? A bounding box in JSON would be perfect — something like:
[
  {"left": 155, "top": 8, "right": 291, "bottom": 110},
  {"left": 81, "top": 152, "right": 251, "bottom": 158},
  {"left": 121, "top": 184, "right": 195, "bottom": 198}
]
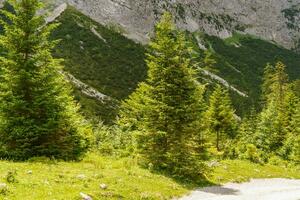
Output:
[
  {"left": 0, "top": 0, "right": 91, "bottom": 160},
  {"left": 289, "top": 102, "right": 300, "bottom": 163},
  {"left": 118, "top": 13, "right": 206, "bottom": 179},
  {"left": 255, "top": 62, "right": 293, "bottom": 153},
  {"left": 206, "top": 85, "right": 237, "bottom": 151},
  {"left": 281, "top": 98, "right": 300, "bottom": 163},
  {"left": 238, "top": 108, "right": 258, "bottom": 144}
]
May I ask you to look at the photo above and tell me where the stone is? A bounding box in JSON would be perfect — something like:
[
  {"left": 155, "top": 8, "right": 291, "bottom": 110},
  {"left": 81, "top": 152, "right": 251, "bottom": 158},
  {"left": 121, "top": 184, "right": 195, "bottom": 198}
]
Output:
[
  {"left": 100, "top": 183, "right": 108, "bottom": 190},
  {"left": 77, "top": 174, "right": 86, "bottom": 180},
  {"left": 80, "top": 192, "right": 92, "bottom": 200},
  {"left": 208, "top": 160, "right": 220, "bottom": 167}
]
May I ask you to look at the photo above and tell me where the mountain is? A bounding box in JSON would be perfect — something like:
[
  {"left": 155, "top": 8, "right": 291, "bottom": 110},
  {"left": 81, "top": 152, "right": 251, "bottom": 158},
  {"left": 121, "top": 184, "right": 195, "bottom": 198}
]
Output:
[
  {"left": 48, "top": 5, "right": 300, "bottom": 123},
  {"left": 56, "top": 0, "right": 300, "bottom": 51},
  {"left": 1, "top": 1, "right": 300, "bottom": 123}
]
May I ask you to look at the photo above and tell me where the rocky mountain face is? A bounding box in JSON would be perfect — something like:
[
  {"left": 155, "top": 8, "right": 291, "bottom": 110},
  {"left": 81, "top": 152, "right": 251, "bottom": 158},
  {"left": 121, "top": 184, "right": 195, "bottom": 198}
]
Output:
[
  {"left": 1, "top": 0, "right": 299, "bottom": 48},
  {"left": 53, "top": 0, "right": 300, "bottom": 50}
]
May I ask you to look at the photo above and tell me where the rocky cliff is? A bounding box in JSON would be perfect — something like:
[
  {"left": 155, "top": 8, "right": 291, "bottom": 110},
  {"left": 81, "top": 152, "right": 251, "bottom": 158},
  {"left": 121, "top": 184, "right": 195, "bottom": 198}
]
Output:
[
  {"left": 1, "top": 0, "right": 299, "bottom": 49},
  {"left": 57, "top": 0, "right": 300, "bottom": 50}
]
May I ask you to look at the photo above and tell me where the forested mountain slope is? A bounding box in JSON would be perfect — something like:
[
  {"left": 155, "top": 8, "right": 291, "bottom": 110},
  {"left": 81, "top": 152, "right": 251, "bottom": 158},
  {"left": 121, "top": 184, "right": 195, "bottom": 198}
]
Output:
[{"left": 50, "top": 6, "right": 300, "bottom": 122}]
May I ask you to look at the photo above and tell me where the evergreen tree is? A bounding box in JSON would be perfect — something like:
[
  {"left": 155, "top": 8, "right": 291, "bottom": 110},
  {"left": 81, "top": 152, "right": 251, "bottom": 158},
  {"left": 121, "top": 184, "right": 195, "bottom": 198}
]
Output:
[
  {"left": 119, "top": 13, "right": 207, "bottom": 179},
  {"left": 0, "top": 0, "right": 91, "bottom": 160},
  {"left": 291, "top": 80, "right": 300, "bottom": 98},
  {"left": 206, "top": 85, "right": 237, "bottom": 151},
  {"left": 290, "top": 103, "right": 300, "bottom": 163},
  {"left": 261, "top": 63, "right": 275, "bottom": 104},
  {"left": 202, "top": 50, "right": 218, "bottom": 74},
  {"left": 282, "top": 101, "right": 300, "bottom": 163},
  {"left": 238, "top": 108, "right": 258, "bottom": 144},
  {"left": 255, "top": 101, "right": 281, "bottom": 153},
  {"left": 255, "top": 62, "right": 295, "bottom": 154}
]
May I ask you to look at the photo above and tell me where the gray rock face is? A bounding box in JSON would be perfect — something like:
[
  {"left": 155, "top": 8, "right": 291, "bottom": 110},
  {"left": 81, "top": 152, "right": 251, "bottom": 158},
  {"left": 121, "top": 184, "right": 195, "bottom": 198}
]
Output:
[
  {"left": 1, "top": 0, "right": 300, "bottom": 49},
  {"left": 61, "top": 0, "right": 300, "bottom": 49}
]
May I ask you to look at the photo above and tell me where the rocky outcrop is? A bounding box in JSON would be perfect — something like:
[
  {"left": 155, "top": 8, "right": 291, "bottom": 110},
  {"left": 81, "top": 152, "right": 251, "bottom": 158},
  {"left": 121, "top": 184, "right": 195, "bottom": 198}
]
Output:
[
  {"left": 1, "top": 0, "right": 300, "bottom": 49},
  {"left": 57, "top": 0, "right": 300, "bottom": 49}
]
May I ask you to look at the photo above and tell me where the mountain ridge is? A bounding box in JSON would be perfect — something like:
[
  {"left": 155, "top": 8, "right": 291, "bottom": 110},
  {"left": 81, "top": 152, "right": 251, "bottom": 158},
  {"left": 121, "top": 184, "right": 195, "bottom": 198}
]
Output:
[{"left": 52, "top": 0, "right": 300, "bottom": 50}]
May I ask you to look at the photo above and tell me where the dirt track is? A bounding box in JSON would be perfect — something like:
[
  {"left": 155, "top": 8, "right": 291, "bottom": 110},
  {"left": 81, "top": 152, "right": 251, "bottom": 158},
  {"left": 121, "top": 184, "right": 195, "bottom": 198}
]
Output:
[{"left": 180, "top": 178, "right": 300, "bottom": 200}]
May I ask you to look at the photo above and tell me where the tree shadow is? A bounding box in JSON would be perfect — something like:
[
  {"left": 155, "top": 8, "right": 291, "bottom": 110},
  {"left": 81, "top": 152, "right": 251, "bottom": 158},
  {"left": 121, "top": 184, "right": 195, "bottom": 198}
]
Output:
[
  {"left": 150, "top": 169, "right": 218, "bottom": 190},
  {"left": 197, "top": 185, "right": 239, "bottom": 195},
  {"left": 149, "top": 168, "right": 240, "bottom": 197}
]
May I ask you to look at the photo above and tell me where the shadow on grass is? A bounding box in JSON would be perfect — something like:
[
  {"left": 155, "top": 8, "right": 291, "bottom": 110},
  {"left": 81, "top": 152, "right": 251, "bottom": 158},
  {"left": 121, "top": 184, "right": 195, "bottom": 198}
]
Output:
[
  {"left": 149, "top": 169, "right": 218, "bottom": 191},
  {"left": 196, "top": 186, "right": 239, "bottom": 195}
]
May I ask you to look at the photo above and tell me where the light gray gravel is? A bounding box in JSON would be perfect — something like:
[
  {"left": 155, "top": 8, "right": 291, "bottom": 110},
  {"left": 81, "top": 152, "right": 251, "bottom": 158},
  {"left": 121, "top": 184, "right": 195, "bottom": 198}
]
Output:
[{"left": 180, "top": 179, "right": 300, "bottom": 200}]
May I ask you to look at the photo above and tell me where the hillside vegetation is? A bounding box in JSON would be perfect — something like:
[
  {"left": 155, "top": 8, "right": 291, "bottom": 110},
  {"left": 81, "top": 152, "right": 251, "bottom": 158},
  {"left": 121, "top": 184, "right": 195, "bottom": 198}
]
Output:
[{"left": 52, "top": 7, "right": 300, "bottom": 122}]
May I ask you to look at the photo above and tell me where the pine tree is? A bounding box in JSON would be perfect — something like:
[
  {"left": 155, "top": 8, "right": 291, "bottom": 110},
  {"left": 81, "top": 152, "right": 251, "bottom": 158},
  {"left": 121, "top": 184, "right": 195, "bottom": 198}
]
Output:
[
  {"left": 255, "top": 101, "right": 281, "bottom": 152},
  {"left": 202, "top": 50, "right": 218, "bottom": 74},
  {"left": 256, "top": 62, "right": 294, "bottom": 152},
  {"left": 261, "top": 63, "right": 275, "bottom": 104},
  {"left": 0, "top": 0, "right": 91, "bottom": 160},
  {"left": 118, "top": 13, "right": 207, "bottom": 179},
  {"left": 238, "top": 108, "right": 258, "bottom": 144},
  {"left": 290, "top": 103, "right": 300, "bottom": 163},
  {"left": 282, "top": 100, "right": 300, "bottom": 163},
  {"left": 206, "top": 85, "right": 237, "bottom": 151}
]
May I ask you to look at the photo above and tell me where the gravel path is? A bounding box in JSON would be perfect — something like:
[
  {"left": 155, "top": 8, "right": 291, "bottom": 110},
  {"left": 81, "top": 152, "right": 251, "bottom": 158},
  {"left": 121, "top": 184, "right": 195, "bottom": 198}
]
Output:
[{"left": 180, "top": 179, "right": 300, "bottom": 200}]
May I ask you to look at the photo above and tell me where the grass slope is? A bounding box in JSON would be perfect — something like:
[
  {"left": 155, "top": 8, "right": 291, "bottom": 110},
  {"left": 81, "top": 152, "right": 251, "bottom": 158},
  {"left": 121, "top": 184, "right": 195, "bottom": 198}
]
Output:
[
  {"left": 0, "top": 154, "right": 187, "bottom": 200},
  {"left": 0, "top": 154, "right": 298, "bottom": 200},
  {"left": 195, "top": 33, "right": 300, "bottom": 113},
  {"left": 51, "top": 6, "right": 146, "bottom": 123},
  {"left": 52, "top": 7, "right": 300, "bottom": 122},
  {"left": 210, "top": 160, "right": 300, "bottom": 184}
]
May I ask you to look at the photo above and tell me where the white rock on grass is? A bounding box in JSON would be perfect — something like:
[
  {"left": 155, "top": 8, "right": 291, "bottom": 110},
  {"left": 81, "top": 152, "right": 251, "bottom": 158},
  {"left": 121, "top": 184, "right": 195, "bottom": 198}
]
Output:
[
  {"left": 77, "top": 174, "right": 86, "bottom": 180},
  {"left": 80, "top": 192, "right": 92, "bottom": 200},
  {"left": 100, "top": 183, "right": 108, "bottom": 190}
]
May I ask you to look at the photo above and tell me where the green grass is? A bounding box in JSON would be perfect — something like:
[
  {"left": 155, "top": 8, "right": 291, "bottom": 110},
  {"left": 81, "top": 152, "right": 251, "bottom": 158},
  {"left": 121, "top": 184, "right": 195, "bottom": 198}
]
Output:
[
  {"left": 0, "top": 153, "right": 188, "bottom": 200},
  {"left": 210, "top": 160, "right": 300, "bottom": 184},
  {"left": 0, "top": 154, "right": 299, "bottom": 200}
]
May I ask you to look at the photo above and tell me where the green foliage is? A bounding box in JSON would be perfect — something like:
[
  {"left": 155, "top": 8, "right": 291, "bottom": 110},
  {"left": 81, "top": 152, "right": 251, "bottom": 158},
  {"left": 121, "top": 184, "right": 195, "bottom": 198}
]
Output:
[
  {"left": 119, "top": 13, "right": 207, "bottom": 180},
  {"left": 6, "top": 170, "right": 17, "bottom": 183},
  {"left": 195, "top": 33, "right": 300, "bottom": 115},
  {"left": 241, "top": 144, "right": 261, "bottom": 163},
  {"left": 93, "top": 122, "right": 134, "bottom": 157},
  {"left": 282, "top": 101, "right": 300, "bottom": 164},
  {"left": 237, "top": 109, "right": 257, "bottom": 143},
  {"left": 51, "top": 6, "right": 146, "bottom": 123},
  {"left": 0, "top": 0, "right": 91, "bottom": 160},
  {"left": 255, "top": 62, "right": 298, "bottom": 155},
  {"left": 205, "top": 85, "right": 237, "bottom": 151}
]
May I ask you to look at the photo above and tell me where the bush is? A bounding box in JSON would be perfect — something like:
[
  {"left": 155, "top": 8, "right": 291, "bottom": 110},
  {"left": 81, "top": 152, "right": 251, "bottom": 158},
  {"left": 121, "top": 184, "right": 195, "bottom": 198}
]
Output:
[
  {"left": 243, "top": 144, "right": 262, "bottom": 163},
  {"left": 93, "top": 122, "right": 135, "bottom": 157},
  {"left": 281, "top": 135, "right": 300, "bottom": 164},
  {"left": 268, "top": 155, "right": 287, "bottom": 166}
]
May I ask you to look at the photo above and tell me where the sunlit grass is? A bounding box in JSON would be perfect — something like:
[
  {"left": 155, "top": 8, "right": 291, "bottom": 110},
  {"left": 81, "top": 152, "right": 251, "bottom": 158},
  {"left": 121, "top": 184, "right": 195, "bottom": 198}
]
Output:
[
  {"left": 210, "top": 159, "right": 300, "bottom": 184},
  {"left": 0, "top": 154, "right": 299, "bottom": 200},
  {"left": 0, "top": 153, "right": 187, "bottom": 200}
]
